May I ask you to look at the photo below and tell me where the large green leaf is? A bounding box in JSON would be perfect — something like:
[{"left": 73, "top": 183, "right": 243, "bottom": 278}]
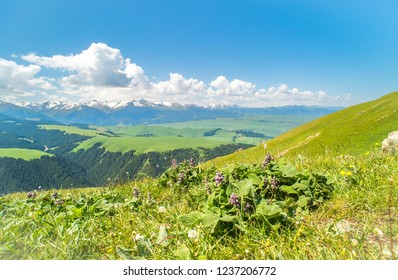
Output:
[
  {"left": 178, "top": 211, "right": 204, "bottom": 226},
  {"left": 174, "top": 244, "right": 191, "bottom": 260},
  {"left": 247, "top": 173, "right": 263, "bottom": 186},
  {"left": 278, "top": 164, "right": 298, "bottom": 177},
  {"left": 202, "top": 210, "right": 220, "bottom": 233},
  {"left": 235, "top": 179, "right": 253, "bottom": 196},
  {"left": 297, "top": 196, "right": 309, "bottom": 208},
  {"left": 255, "top": 202, "right": 283, "bottom": 219},
  {"left": 280, "top": 185, "right": 298, "bottom": 195}
]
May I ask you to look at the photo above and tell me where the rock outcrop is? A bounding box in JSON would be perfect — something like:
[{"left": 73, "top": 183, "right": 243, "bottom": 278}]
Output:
[{"left": 382, "top": 131, "right": 398, "bottom": 152}]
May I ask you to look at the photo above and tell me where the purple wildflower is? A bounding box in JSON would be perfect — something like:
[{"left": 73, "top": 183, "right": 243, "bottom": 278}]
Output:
[
  {"left": 27, "top": 192, "right": 37, "bottom": 199},
  {"left": 244, "top": 202, "right": 252, "bottom": 214},
  {"left": 262, "top": 152, "right": 272, "bottom": 168},
  {"left": 133, "top": 188, "right": 140, "bottom": 198},
  {"left": 178, "top": 172, "right": 185, "bottom": 183},
  {"left": 229, "top": 193, "right": 241, "bottom": 208},
  {"left": 271, "top": 176, "right": 279, "bottom": 191},
  {"left": 214, "top": 171, "right": 224, "bottom": 186},
  {"left": 263, "top": 177, "right": 269, "bottom": 189},
  {"left": 54, "top": 199, "right": 64, "bottom": 206},
  {"left": 171, "top": 159, "right": 177, "bottom": 168}
]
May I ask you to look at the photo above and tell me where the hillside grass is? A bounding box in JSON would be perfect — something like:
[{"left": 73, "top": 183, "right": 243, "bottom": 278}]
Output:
[
  {"left": 103, "top": 125, "right": 208, "bottom": 138},
  {"left": 1, "top": 147, "right": 396, "bottom": 260},
  {"left": 38, "top": 124, "right": 113, "bottom": 137},
  {"left": 0, "top": 148, "right": 53, "bottom": 160},
  {"left": 72, "top": 136, "right": 231, "bottom": 154},
  {"left": 103, "top": 125, "right": 264, "bottom": 145},
  {"left": 156, "top": 115, "right": 316, "bottom": 137},
  {"left": 210, "top": 91, "right": 398, "bottom": 167}
]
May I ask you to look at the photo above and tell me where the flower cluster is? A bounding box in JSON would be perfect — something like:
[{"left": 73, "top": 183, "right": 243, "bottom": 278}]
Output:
[
  {"left": 244, "top": 202, "right": 252, "bottom": 214},
  {"left": 271, "top": 176, "right": 279, "bottom": 191},
  {"left": 54, "top": 199, "right": 64, "bottom": 206},
  {"left": 133, "top": 188, "right": 140, "bottom": 198},
  {"left": 27, "top": 192, "right": 37, "bottom": 199},
  {"left": 171, "top": 159, "right": 177, "bottom": 168},
  {"left": 178, "top": 172, "right": 185, "bottom": 184},
  {"left": 229, "top": 193, "right": 241, "bottom": 208},
  {"left": 262, "top": 152, "right": 272, "bottom": 168},
  {"left": 214, "top": 171, "right": 224, "bottom": 186}
]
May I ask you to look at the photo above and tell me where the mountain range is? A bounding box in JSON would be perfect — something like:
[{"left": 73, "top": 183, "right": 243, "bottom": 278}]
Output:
[{"left": 1, "top": 99, "right": 342, "bottom": 126}]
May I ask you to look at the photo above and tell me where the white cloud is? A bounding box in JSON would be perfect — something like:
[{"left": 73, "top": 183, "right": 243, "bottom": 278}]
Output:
[
  {"left": 0, "top": 58, "right": 41, "bottom": 89},
  {"left": 154, "top": 73, "right": 205, "bottom": 97},
  {"left": 0, "top": 42, "right": 352, "bottom": 107},
  {"left": 208, "top": 76, "right": 256, "bottom": 97},
  {"left": 0, "top": 58, "right": 56, "bottom": 103},
  {"left": 123, "top": 58, "right": 151, "bottom": 90},
  {"left": 22, "top": 43, "right": 129, "bottom": 87}
]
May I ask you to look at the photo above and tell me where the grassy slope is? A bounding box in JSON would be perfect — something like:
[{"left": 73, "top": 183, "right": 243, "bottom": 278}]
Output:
[
  {"left": 104, "top": 124, "right": 267, "bottom": 145},
  {"left": 102, "top": 125, "right": 208, "bottom": 137},
  {"left": 73, "top": 136, "right": 230, "bottom": 154},
  {"left": 38, "top": 124, "right": 112, "bottom": 137},
  {"left": 156, "top": 115, "right": 316, "bottom": 137},
  {"left": 1, "top": 149, "right": 396, "bottom": 260},
  {"left": 209, "top": 91, "right": 398, "bottom": 167},
  {"left": 0, "top": 148, "right": 53, "bottom": 160}
]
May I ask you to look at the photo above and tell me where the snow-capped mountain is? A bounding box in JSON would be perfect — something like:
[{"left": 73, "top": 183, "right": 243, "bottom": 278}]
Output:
[{"left": 12, "top": 99, "right": 342, "bottom": 126}]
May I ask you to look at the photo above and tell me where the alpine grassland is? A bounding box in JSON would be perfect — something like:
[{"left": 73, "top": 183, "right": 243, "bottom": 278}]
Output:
[
  {"left": 0, "top": 92, "right": 397, "bottom": 260},
  {"left": 0, "top": 147, "right": 396, "bottom": 260},
  {"left": 0, "top": 148, "right": 53, "bottom": 160}
]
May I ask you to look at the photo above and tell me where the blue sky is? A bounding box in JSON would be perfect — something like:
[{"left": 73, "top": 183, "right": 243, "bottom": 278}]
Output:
[{"left": 1, "top": 0, "right": 397, "bottom": 107}]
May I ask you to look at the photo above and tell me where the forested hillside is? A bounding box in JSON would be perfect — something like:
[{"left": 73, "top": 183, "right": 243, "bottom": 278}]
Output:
[{"left": 0, "top": 143, "right": 251, "bottom": 194}]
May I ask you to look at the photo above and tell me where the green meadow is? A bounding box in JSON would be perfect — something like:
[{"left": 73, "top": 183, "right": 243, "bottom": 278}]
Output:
[
  {"left": 155, "top": 115, "right": 316, "bottom": 137},
  {"left": 0, "top": 148, "right": 53, "bottom": 160},
  {"left": 72, "top": 135, "right": 230, "bottom": 154},
  {"left": 38, "top": 124, "right": 113, "bottom": 137}
]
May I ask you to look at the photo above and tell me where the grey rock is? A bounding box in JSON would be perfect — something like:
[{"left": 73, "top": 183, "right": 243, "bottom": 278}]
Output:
[{"left": 382, "top": 131, "right": 398, "bottom": 152}]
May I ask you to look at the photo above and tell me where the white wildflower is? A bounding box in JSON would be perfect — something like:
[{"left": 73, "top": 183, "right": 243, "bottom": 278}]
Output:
[
  {"left": 382, "top": 249, "right": 392, "bottom": 258},
  {"left": 135, "top": 233, "right": 144, "bottom": 241},
  {"left": 188, "top": 229, "right": 198, "bottom": 240},
  {"left": 374, "top": 227, "right": 384, "bottom": 238},
  {"left": 158, "top": 206, "right": 166, "bottom": 213},
  {"left": 336, "top": 220, "right": 352, "bottom": 233}
]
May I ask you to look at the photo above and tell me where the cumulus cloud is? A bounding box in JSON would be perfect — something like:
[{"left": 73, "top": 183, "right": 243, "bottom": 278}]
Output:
[
  {"left": 0, "top": 58, "right": 57, "bottom": 103},
  {"left": 152, "top": 73, "right": 206, "bottom": 104},
  {"left": 208, "top": 76, "right": 256, "bottom": 96},
  {"left": 1, "top": 42, "right": 352, "bottom": 107},
  {"left": 22, "top": 43, "right": 130, "bottom": 87},
  {"left": 251, "top": 84, "right": 331, "bottom": 106},
  {"left": 0, "top": 58, "right": 41, "bottom": 89}
]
